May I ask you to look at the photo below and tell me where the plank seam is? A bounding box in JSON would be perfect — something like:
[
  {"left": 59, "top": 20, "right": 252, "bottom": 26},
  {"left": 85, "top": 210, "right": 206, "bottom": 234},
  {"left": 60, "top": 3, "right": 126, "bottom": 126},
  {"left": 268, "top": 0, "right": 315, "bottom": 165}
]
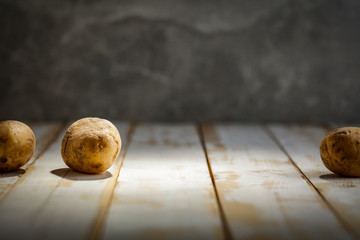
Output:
[
  {"left": 0, "top": 122, "right": 67, "bottom": 204},
  {"left": 89, "top": 122, "right": 136, "bottom": 240},
  {"left": 264, "top": 124, "right": 358, "bottom": 238},
  {"left": 198, "top": 123, "right": 233, "bottom": 240},
  {"left": 32, "top": 168, "right": 71, "bottom": 222}
]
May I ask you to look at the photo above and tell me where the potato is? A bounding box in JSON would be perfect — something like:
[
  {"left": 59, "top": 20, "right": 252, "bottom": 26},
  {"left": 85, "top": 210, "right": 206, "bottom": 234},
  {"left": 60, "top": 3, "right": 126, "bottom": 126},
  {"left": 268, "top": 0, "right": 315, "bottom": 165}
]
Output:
[
  {"left": 0, "top": 120, "right": 36, "bottom": 171},
  {"left": 61, "top": 117, "right": 121, "bottom": 174},
  {"left": 320, "top": 127, "right": 360, "bottom": 177}
]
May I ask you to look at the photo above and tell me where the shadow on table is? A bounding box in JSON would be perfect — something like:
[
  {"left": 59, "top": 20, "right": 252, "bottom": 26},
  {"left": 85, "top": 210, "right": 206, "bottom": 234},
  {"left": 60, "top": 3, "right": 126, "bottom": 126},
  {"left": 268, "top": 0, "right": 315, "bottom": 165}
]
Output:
[
  {"left": 320, "top": 173, "right": 360, "bottom": 180},
  {"left": 51, "top": 168, "right": 112, "bottom": 181},
  {"left": 0, "top": 169, "right": 26, "bottom": 178}
]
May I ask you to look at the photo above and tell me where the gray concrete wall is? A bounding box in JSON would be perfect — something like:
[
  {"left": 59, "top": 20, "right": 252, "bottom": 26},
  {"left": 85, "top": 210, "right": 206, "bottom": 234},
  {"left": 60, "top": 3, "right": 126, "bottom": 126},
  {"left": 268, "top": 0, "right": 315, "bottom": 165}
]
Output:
[{"left": 1, "top": 0, "right": 360, "bottom": 122}]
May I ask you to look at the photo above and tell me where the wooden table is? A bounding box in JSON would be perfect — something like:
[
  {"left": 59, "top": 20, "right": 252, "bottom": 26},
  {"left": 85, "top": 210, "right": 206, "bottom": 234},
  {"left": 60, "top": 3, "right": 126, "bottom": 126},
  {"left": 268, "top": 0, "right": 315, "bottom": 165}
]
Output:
[{"left": 0, "top": 122, "right": 359, "bottom": 240}]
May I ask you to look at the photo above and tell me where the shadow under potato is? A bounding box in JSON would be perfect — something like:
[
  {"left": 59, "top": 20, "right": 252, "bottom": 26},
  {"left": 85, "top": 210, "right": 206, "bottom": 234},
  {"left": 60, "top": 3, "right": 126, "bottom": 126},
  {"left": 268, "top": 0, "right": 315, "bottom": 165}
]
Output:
[
  {"left": 0, "top": 169, "right": 26, "bottom": 178},
  {"left": 320, "top": 173, "right": 360, "bottom": 180},
  {"left": 51, "top": 168, "right": 112, "bottom": 181}
]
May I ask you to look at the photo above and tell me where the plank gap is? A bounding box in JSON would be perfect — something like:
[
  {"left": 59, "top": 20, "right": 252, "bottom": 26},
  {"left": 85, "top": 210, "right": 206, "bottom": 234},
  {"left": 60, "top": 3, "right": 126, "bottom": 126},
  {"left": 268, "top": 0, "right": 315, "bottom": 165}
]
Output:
[
  {"left": 102, "top": 123, "right": 222, "bottom": 239},
  {"left": 264, "top": 124, "right": 357, "bottom": 238},
  {"left": 0, "top": 122, "right": 131, "bottom": 239},
  {"left": 198, "top": 123, "right": 233, "bottom": 240},
  {"left": 0, "top": 122, "right": 66, "bottom": 203},
  {"left": 32, "top": 167, "right": 71, "bottom": 220},
  {"left": 90, "top": 123, "right": 136, "bottom": 240}
]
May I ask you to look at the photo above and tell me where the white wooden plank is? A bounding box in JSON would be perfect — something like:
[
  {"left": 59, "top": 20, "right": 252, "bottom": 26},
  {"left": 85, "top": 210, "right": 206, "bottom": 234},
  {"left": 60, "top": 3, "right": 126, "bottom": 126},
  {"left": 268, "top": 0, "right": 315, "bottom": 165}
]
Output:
[
  {"left": 0, "top": 122, "right": 63, "bottom": 199},
  {"left": 269, "top": 124, "right": 360, "bottom": 238},
  {"left": 0, "top": 125, "right": 70, "bottom": 240},
  {"left": 0, "top": 122, "right": 130, "bottom": 240},
  {"left": 103, "top": 124, "right": 223, "bottom": 240},
  {"left": 25, "top": 122, "right": 130, "bottom": 240},
  {"left": 30, "top": 122, "right": 64, "bottom": 159},
  {"left": 203, "top": 124, "right": 353, "bottom": 240}
]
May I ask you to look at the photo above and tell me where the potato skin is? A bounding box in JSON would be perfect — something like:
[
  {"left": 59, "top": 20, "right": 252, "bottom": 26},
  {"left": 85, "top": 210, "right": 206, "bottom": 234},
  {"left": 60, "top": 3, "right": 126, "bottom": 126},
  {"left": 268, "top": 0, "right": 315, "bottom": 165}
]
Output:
[
  {"left": 320, "top": 127, "right": 360, "bottom": 177},
  {"left": 0, "top": 120, "right": 36, "bottom": 171},
  {"left": 61, "top": 117, "right": 121, "bottom": 174}
]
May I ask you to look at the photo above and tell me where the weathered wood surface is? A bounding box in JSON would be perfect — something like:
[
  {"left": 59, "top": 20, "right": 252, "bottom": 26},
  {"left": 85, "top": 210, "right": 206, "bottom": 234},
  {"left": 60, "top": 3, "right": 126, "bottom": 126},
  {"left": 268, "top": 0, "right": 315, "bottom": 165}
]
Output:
[
  {"left": 0, "top": 122, "right": 63, "bottom": 200},
  {"left": 30, "top": 122, "right": 130, "bottom": 240},
  {"left": 0, "top": 122, "right": 130, "bottom": 240},
  {"left": 269, "top": 124, "right": 359, "bottom": 238},
  {"left": 102, "top": 124, "right": 223, "bottom": 240},
  {"left": 0, "top": 122, "right": 359, "bottom": 240},
  {"left": 202, "top": 124, "right": 353, "bottom": 240},
  {"left": 0, "top": 124, "right": 69, "bottom": 239}
]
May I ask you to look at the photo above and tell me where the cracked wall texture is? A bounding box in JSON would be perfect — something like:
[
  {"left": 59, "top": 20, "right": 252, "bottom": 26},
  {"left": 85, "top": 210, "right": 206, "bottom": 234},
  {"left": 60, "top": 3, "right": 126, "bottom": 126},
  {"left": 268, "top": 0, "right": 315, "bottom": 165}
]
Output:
[{"left": 1, "top": 0, "right": 360, "bottom": 122}]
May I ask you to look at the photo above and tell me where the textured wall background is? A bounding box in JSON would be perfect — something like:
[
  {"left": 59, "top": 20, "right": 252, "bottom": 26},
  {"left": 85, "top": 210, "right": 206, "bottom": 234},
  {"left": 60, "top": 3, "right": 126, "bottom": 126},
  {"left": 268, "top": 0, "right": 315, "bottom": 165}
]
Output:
[{"left": 1, "top": 0, "right": 360, "bottom": 122}]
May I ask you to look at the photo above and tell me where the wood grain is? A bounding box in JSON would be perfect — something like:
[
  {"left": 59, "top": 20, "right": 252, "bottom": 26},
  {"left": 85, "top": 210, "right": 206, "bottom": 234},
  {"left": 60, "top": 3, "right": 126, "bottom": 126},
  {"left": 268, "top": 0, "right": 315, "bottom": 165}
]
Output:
[
  {"left": 102, "top": 124, "right": 223, "bottom": 240},
  {"left": 1, "top": 122, "right": 358, "bottom": 240},
  {"left": 0, "top": 122, "right": 63, "bottom": 200},
  {"left": 0, "top": 122, "right": 129, "bottom": 240},
  {"left": 28, "top": 122, "right": 130, "bottom": 240},
  {"left": 269, "top": 124, "right": 359, "bottom": 238},
  {"left": 203, "top": 124, "right": 353, "bottom": 240},
  {"left": 0, "top": 124, "right": 69, "bottom": 240}
]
